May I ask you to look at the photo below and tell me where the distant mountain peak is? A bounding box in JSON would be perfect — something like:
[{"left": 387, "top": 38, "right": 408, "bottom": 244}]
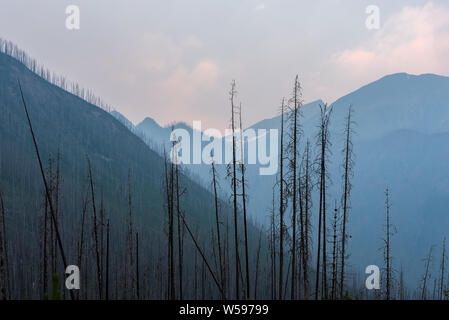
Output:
[{"left": 138, "top": 116, "right": 161, "bottom": 128}]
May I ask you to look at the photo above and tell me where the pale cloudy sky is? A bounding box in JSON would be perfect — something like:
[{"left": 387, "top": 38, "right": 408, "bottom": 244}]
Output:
[{"left": 1, "top": 0, "right": 449, "bottom": 129}]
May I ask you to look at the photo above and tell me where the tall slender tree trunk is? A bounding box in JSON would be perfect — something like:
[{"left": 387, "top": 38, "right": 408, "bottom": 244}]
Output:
[
  {"left": 212, "top": 163, "right": 224, "bottom": 299},
  {"left": 0, "top": 188, "right": 10, "bottom": 300},
  {"left": 290, "top": 75, "right": 301, "bottom": 300},
  {"left": 279, "top": 98, "right": 285, "bottom": 300},
  {"left": 175, "top": 160, "right": 184, "bottom": 299},
  {"left": 238, "top": 104, "right": 250, "bottom": 299},
  {"left": 230, "top": 80, "right": 240, "bottom": 299},
  {"left": 421, "top": 246, "right": 433, "bottom": 300},
  {"left": 18, "top": 81, "right": 74, "bottom": 300},
  {"left": 42, "top": 192, "right": 49, "bottom": 298},
  {"left": 87, "top": 157, "right": 102, "bottom": 300},
  {"left": 270, "top": 187, "right": 277, "bottom": 300},
  {"left": 106, "top": 219, "right": 110, "bottom": 300},
  {"left": 384, "top": 188, "right": 391, "bottom": 300},
  {"left": 302, "top": 141, "right": 311, "bottom": 299},
  {"left": 136, "top": 232, "right": 139, "bottom": 299},
  {"left": 440, "top": 237, "right": 446, "bottom": 300},
  {"left": 77, "top": 191, "right": 88, "bottom": 300},
  {"left": 340, "top": 106, "right": 353, "bottom": 298},
  {"left": 254, "top": 230, "right": 262, "bottom": 299},
  {"left": 127, "top": 169, "right": 136, "bottom": 299},
  {"left": 331, "top": 203, "right": 338, "bottom": 300}
]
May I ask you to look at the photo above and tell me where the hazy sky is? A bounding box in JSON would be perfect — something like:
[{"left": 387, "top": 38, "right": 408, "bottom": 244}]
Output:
[{"left": 1, "top": 0, "right": 449, "bottom": 129}]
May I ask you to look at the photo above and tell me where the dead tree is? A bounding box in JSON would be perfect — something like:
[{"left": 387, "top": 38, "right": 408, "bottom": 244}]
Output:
[
  {"left": 383, "top": 188, "right": 395, "bottom": 300},
  {"left": 331, "top": 202, "right": 339, "bottom": 300},
  {"left": 269, "top": 185, "right": 277, "bottom": 300},
  {"left": 175, "top": 154, "right": 184, "bottom": 299},
  {"left": 254, "top": 230, "right": 262, "bottom": 299},
  {"left": 106, "top": 219, "right": 110, "bottom": 300},
  {"left": 398, "top": 266, "right": 405, "bottom": 300},
  {"left": 54, "top": 151, "right": 61, "bottom": 275},
  {"left": 229, "top": 80, "right": 240, "bottom": 299},
  {"left": 163, "top": 149, "right": 175, "bottom": 300},
  {"left": 301, "top": 140, "right": 312, "bottom": 298},
  {"left": 0, "top": 187, "right": 10, "bottom": 300},
  {"left": 340, "top": 105, "right": 354, "bottom": 298},
  {"left": 87, "top": 156, "right": 102, "bottom": 299},
  {"left": 127, "top": 169, "right": 136, "bottom": 299},
  {"left": 279, "top": 98, "right": 286, "bottom": 300},
  {"left": 421, "top": 245, "right": 434, "bottom": 300},
  {"left": 211, "top": 162, "right": 224, "bottom": 299},
  {"left": 315, "top": 104, "right": 332, "bottom": 299},
  {"left": 238, "top": 103, "right": 250, "bottom": 299},
  {"left": 288, "top": 75, "right": 302, "bottom": 299},
  {"left": 179, "top": 209, "right": 225, "bottom": 298},
  {"left": 136, "top": 232, "right": 139, "bottom": 299},
  {"left": 18, "top": 81, "right": 74, "bottom": 300},
  {"left": 77, "top": 189, "right": 88, "bottom": 299},
  {"left": 440, "top": 237, "right": 446, "bottom": 300},
  {"left": 42, "top": 186, "right": 49, "bottom": 298},
  {"left": 100, "top": 192, "right": 105, "bottom": 298}
]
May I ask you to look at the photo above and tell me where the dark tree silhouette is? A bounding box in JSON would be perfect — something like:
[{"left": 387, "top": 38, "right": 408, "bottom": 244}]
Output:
[
  {"left": 229, "top": 80, "right": 240, "bottom": 299},
  {"left": 278, "top": 98, "right": 286, "bottom": 300},
  {"left": 340, "top": 105, "right": 354, "bottom": 298},
  {"left": 238, "top": 104, "right": 250, "bottom": 299},
  {"left": 439, "top": 237, "right": 446, "bottom": 300},
  {"left": 421, "top": 245, "right": 434, "bottom": 300},
  {"left": 288, "top": 75, "right": 302, "bottom": 300},
  {"left": 0, "top": 186, "right": 10, "bottom": 300},
  {"left": 315, "top": 104, "right": 332, "bottom": 300}
]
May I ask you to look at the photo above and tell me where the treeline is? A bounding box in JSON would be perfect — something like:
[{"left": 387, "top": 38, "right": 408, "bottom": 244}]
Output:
[{"left": 0, "top": 38, "right": 112, "bottom": 112}]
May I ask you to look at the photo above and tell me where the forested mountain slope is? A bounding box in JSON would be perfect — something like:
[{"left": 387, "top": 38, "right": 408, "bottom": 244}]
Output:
[{"left": 0, "top": 50, "right": 255, "bottom": 299}]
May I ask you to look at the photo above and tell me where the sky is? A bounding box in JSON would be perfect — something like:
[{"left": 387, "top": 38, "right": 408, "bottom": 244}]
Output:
[{"left": 1, "top": 0, "right": 449, "bottom": 129}]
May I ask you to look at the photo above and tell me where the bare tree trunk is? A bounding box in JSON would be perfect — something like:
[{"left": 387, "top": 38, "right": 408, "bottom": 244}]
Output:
[
  {"left": 254, "top": 230, "right": 262, "bottom": 299},
  {"left": 238, "top": 104, "right": 250, "bottom": 299},
  {"left": 106, "top": 219, "right": 110, "bottom": 300},
  {"left": 54, "top": 151, "right": 61, "bottom": 276},
  {"left": 440, "top": 237, "right": 446, "bottom": 300},
  {"left": 384, "top": 188, "right": 392, "bottom": 300},
  {"left": 18, "top": 81, "right": 74, "bottom": 300},
  {"left": 175, "top": 160, "right": 184, "bottom": 299},
  {"left": 212, "top": 163, "right": 224, "bottom": 299},
  {"left": 331, "top": 203, "right": 338, "bottom": 300},
  {"left": 302, "top": 141, "right": 311, "bottom": 299},
  {"left": 399, "top": 266, "right": 404, "bottom": 300},
  {"left": 77, "top": 191, "right": 88, "bottom": 300},
  {"left": 179, "top": 208, "right": 225, "bottom": 298},
  {"left": 270, "top": 186, "right": 277, "bottom": 300},
  {"left": 315, "top": 104, "right": 331, "bottom": 300},
  {"left": 340, "top": 106, "right": 353, "bottom": 298},
  {"left": 42, "top": 191, "right": 49, "bottom": 298},
  {"left": 225, "top": 215, "right": 230, "bottom": 299},
  {"left": 163, "top": 149, "right": 171, "bottom": 299},
  {"left": 194, "top": 244, "right": 198, "bottom": 300},
  {"left": 127, "top": 169, "right": 135, "bottom": 299},
  {"left": 421, "top": 246, "right": 433, "bottom": 300},
  {"left": 136, "top": 232, "right": 139, "bottom": 299},
  {"left": 279, "top": 98, "right": 285, "bottom": 300},
  {"left": 230, "top": 80, "right": 240, "bottom": 299},
  {"left": 289, "top": 75, "right": 302, "bottom": 299},
  {"left": 87, "top": 156, "right": 102, "bottom": 300},
  {"left": 100, "top": 192, "right": 105, "bottom": 298},
  {"left": 0, "top": 188, "right": 10, "bottom": 300}
]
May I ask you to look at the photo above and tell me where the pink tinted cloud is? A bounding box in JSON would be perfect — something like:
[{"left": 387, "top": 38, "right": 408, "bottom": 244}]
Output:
[
  {"left": 334, "top": 2, "right": 449, "bottom": 79},
  {"left": 156, "top": 60, "right": 220, "bottom": 123}
]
